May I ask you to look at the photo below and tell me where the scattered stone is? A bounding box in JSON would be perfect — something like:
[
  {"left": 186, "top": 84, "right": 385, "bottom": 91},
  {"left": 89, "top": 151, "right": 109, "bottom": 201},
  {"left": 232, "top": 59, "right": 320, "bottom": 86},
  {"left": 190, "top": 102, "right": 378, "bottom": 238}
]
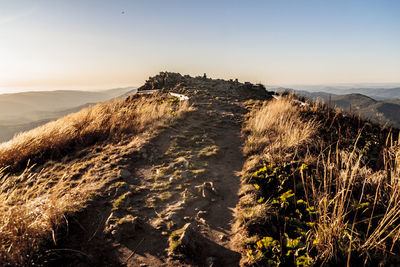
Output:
[
  {"left": 161, "top": 231, "right": 168, "bottom": 236},
  {"left": 176, "top": 223, "right": 197, "bottom": 254},
  {"left": 106, "top": 215, "right": 140, "bottom": 240},
  {"left": 139, "top": 264, "right": 147, "bottom": 267},
  {"left": 119, "top": 169, "right": 131, "bottom": 179},
  {"left": 184, "top": 216, "right": 191, "bottom": 221},
  {"left": 195, "top": 182, "right": 218, "bottom": 198}
]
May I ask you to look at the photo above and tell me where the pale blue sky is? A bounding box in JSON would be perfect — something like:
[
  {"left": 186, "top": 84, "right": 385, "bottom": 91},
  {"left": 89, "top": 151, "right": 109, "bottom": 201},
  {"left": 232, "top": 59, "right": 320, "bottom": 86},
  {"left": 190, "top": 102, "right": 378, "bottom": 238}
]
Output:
[{"left": 0, "top": 0, "right": 399, "bottom": 92}]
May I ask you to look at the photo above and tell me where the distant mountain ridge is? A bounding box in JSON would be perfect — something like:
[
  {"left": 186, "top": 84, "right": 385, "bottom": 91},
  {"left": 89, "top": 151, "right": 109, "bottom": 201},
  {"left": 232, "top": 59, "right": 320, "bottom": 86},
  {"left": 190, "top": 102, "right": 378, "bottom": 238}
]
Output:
[
  {"left": 333, "top": 87, "right": 400, "bottom": 100},
  {"left": 271, "top": 86, "right": 400, "bottom": 100},
  {"left": 0, "top": 87, "right": 135, "bottom": 142},
  {"left": 271, "top": 87, "right": 400, "bottom": 128}
]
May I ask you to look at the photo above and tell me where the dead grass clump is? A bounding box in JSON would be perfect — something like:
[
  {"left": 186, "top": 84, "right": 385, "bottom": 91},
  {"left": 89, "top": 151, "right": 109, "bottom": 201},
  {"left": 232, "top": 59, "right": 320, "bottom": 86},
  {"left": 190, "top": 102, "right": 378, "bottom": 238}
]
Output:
[
  {"left": 238, "top": 96, "right": 400, "bottom": 265},
  {"left": 0, "top": 94, "right": 192, "bottom": 265},
  {"left": 308, "top": 136, "right": 400, "bottom": 265},
  {"left": 0, "top": 94, "right": 191, "bottom": 171},
  {"left": 243, "top": 96, "right": 319, "bottom": 161},
  {"left": 0, "top": 167, "right": 104, "bottom": 264}
]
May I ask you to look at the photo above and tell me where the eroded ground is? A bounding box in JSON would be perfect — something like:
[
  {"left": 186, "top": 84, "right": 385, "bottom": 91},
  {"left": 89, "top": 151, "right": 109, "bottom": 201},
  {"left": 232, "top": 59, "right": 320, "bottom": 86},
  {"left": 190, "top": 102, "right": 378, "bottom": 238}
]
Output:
[{"left": 40, "top": 73, "right": 270, "bottom": 266}]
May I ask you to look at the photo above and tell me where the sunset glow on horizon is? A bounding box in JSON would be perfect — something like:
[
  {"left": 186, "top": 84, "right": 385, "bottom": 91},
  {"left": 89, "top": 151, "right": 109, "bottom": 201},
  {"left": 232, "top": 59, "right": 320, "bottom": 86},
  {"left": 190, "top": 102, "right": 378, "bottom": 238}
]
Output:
[{"left": 0, "top": 0, "right": 399, "bottom": 93}]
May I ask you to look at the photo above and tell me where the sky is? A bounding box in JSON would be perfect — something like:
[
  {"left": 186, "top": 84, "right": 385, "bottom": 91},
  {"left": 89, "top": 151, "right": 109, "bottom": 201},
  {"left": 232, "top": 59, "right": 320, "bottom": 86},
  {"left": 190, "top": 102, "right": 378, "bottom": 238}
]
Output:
[{"left": 0, "top": 0, "right": 399, "bottom": 93}]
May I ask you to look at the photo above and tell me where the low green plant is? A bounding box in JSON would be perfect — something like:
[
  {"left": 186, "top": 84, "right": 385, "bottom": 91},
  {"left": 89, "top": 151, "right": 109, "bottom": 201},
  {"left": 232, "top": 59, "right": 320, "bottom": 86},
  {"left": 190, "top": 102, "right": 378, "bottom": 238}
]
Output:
[
  {"left": 198, "top": 145, "right": 220, "bottom": 159},
  {"left": 112, "top": 192, "right": 132, "bottom": 211},
  {"left": 168, "top": 226, "right": 186, "bottom": 252}
]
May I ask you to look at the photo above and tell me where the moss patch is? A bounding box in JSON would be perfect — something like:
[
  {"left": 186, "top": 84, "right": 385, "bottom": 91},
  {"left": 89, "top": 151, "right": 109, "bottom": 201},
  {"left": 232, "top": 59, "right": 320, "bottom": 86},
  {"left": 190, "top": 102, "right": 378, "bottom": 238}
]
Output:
[
  {"left": 158, "top": 192, "right": 172, "bottom": 201},
  {"left": 115, "top": 214, "right": 137, "bottom": 227},
  {"left": 168, "top": 226, "right": 186, "bottom": 252},
  {"left": 112, "top": 192, "right": 132, "bottom": 211},
  {"left": 198, "top": 145, "right": 220, "bottom": 159},
  {"left": 152, "top": 181, "right": 171, "bottom": 191}
]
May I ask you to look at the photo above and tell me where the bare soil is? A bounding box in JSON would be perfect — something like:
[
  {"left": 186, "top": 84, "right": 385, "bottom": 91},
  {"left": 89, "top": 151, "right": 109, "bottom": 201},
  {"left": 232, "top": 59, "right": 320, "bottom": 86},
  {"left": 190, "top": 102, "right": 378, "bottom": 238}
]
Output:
[{"left": 39, "top": 74, "right": 270, "bottom": 266}]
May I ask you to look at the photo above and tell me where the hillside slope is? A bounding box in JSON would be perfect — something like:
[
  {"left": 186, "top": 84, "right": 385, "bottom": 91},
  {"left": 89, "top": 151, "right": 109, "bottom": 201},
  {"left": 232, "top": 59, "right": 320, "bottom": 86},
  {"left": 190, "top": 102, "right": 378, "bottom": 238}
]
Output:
[
  {"left": 272, "top": 86, "right": 400, "bottom": 129},
  {"left": 237, "top": 96, "right": 400, "bottom": 266},
  {"left": 330, "top": 94, "right": 400, "bottom": 128},
  {"left": 0, "top": 87, "right": 134, "bottom": 142},
  {"left": 0, "top": 73, "right": 271, "bottom": 266},
  {"left": 2, "top": 73, "right": 400, "bottom": 266},
  {"left": 0, "top": 90, "right": 192, "bottom": 265}
]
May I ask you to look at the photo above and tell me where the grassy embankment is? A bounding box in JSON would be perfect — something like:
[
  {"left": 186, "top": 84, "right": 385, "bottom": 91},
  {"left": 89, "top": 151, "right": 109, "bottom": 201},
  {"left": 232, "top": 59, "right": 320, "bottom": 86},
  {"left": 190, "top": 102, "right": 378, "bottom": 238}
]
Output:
[
  {"left": 236, "top": 95, "right": 400, "bottom": 266},
  {"left": 0, "top": 93, "right": 192, "bottom": 265}
]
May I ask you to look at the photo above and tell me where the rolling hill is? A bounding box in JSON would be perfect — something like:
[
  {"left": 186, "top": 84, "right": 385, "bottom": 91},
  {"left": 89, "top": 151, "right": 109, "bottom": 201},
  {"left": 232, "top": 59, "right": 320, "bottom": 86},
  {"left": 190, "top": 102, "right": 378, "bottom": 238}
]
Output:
[
  {"left": 329, "top": 94, "right": 400, "bottom": 128},
  {"left": 338, "top": 87, "right": 400, "bottom": 100},
  {"left": 272, "top": 87, "right": 400, "bottom": 128},
  {"left": 0, "top": 87, "right": 135, "bottom": 142},
  {"left": 272, "top": 85, "right": 400, "bottom": 100}
]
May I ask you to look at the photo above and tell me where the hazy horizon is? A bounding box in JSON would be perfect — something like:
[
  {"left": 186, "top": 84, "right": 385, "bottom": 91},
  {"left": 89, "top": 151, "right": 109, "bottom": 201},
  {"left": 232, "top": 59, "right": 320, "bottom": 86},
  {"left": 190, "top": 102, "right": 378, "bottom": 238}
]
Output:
[
  {"left": 2, "top": 80, "right": 400, "bottom": 96},
  {"left": 2, "top": 81, "right": 400, "bottom": 95},
  {"left": 0, "top": 84, "right": 137, "bottom": 94},
  {"left": 1, "top": 0, "right": 399, "bottom": 92}
]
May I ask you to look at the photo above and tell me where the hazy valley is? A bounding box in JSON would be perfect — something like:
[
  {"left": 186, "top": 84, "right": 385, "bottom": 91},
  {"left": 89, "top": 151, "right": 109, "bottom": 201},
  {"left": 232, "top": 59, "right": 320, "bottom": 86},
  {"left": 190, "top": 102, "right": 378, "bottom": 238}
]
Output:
[
  {"left": 272, "top": 86, "right": 400, "bottom": 128},
  {"left": 0, "top": 87, "right": 135, "bottom": 142}
]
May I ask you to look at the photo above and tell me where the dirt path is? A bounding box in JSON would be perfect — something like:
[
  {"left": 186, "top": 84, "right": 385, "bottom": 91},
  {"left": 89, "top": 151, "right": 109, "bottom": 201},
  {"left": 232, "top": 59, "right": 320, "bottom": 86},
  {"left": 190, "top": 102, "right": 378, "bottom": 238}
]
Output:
[
  {"left": 46, "top": 74, "right": 270, "bottom": 266},
  {"left": 114, "top": 99, "right": 246, "bottom": 266}
]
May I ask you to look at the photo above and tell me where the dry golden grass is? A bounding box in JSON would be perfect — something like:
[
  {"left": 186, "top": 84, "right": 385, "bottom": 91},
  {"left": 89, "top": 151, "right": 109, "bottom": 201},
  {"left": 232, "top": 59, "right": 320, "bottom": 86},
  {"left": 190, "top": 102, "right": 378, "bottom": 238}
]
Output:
[
  {"left": 0, "top": 94, "right": 190, "bottom": 171},
  {"left": 309, "top": 135, "right": 400, "bottom": 264},
  {"left": 239, "top": 95, "right": 400, "bottom": 265},
  {"left": 309, "top": 144, "right": 367, "bottom": 262},
  {"left": 243, "top": 96, "right": 319, "bottom": 161},
  {"left": 0, "top": 166, "right": 105, "bottom": 264},
  {"left": 0, "top": 93, "right": 192, "bottom": 265}
]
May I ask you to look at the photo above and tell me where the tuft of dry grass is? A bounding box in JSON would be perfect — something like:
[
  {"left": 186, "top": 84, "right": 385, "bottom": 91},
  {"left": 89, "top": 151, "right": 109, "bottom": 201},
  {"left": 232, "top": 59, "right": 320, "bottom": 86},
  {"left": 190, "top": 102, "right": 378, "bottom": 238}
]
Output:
[
  {"left": 0, "top": 93, "right": 192, "bottom": 265},
  {"left": 0, "top": 166, "right": 105, "bottom": 264},
  {"left": 0, "top": 94, "right": 191, "bottom": 171},
  {"left": 243, "top": 96, "right": 319, "bottom": 161},
  {"left": 309, "top": 134, "right": 400, "bottom": 264},
  {"left": 238, "top": 94, "right": 400, "bottom": 265}
]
